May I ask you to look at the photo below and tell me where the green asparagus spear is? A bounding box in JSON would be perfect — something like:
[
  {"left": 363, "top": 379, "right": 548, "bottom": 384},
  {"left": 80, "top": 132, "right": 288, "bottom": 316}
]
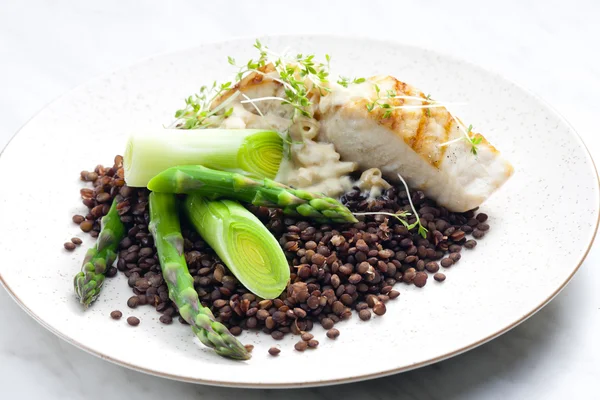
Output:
[
  {"left": 147, "top": 165, "right": 358, "bottom": 223},
  {"left": 74, "top": 199, "right": 125, "bottom": 308},
  {"left": 148, "top": 192, "right": 250, "bottom": 361}
]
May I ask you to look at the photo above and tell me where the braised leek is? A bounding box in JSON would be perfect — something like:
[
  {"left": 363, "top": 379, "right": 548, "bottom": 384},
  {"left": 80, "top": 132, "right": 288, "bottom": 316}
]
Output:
[
  {"left": 184, "top": 195, "right": 289, "bottom": 299},
  {"left": 124, "top": 128, "right": 283, "bottom": 187}
]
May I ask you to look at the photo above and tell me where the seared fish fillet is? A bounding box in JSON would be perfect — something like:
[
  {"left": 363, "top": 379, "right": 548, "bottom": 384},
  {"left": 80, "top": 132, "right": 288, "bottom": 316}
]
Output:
[
  {"left": 318, "top": 76, "right": 513, "bottom": 212},
  {"left": 214, "top": 66, "right": 513, "bottom": 212}
]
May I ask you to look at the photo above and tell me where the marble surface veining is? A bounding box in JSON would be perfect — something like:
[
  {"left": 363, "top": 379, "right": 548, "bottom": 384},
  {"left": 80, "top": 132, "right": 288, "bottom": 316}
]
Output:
[{"left": 1, "top": 0, "right": 599, "bottom": 399}]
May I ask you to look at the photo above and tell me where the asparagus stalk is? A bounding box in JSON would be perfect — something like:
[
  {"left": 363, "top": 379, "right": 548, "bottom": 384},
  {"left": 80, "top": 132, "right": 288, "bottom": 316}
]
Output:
[
  {"left": 148, "top": 192, "right": 250, "bottom": 361},
  {"left": 184, "top": 195, "right": 290, "bottom": 300},
  {"left": 148, "top": 165, "right": 358, "bottom": 223},
  {"left": 74, "top": 199, "right": 125, "bottom": 308},
  {"left": 124, "top": 128, "right": 283, "bottom": 187}
]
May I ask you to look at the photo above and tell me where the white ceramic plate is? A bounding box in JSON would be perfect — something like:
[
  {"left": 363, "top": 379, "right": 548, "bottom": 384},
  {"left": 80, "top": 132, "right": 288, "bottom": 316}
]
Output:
[{"left": 0, "top": 35, "right": 598, "bottom": 388}]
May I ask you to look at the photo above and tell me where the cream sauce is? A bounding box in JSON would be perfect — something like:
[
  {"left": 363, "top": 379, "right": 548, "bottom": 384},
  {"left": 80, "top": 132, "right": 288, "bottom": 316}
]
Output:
[{"left": 356, "top": 168, "right": 391, "bottom": 199}]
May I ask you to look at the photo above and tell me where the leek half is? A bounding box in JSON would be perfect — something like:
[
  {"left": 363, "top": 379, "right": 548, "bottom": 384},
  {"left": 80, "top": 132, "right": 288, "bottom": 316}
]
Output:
[
  {"left": 124, "top": 128, "right": 283, "bottom": 187},
  {"left": 184, "top": 195, "right": 290, "bottom": 299}
]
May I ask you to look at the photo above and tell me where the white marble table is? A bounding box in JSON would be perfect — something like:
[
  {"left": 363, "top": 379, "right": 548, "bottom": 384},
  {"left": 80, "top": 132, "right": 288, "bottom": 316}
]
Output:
[{"left": 1, "top": 1, "right": 599, "bottom": 398}]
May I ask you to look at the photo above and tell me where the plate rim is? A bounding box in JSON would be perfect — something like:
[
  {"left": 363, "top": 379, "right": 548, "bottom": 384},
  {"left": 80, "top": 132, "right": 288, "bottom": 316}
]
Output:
[{"left": 1, "top": 33, "right": 598, "bottom": 388}]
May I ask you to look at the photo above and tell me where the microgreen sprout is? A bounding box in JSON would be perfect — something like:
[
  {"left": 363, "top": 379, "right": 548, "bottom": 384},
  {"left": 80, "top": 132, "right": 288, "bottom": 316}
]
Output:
[
  {"left": 424, "top": 94, "right": 432, "bottom": 117},
  {"left": 353, "top": 176, "right": 428, "bottom": 239},
  {"left": 396, "top": 173, "right": 428, "bottom": 239},
  {"left": 337, "top": 76, "right": 366, "bottom": 88},
  {"left": 440, "top": 120, "right": 482, "bottom": 155},
  {"left": 240, "top": 93, "right": 264, "bottom": 118},
  {"left": 173, "top": 82, "right": 237, "bottom": 129},
  {"left": 281, "top": 130, "right": 304, "bottom": 160},
  {"left": 469, "top": 133, "right": 483, "bottom": 155},
  {"left": 225, "top": 40, "right": 333, "bottom": 119},
  {"left": 365, "top": 84, "right": 463, "bottom": 119},
  {"left": 352, "top": 210, "right": 412, "bottom": 225}
]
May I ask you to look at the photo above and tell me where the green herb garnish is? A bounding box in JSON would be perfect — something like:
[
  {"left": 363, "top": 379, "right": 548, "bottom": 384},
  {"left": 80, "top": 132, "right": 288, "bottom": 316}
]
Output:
[
  {"left": 174, "top": 81, "right": 235, "bottom": 129},
  {"left": 439, "top": 122, "right": 482, "bottom": 156},
  {"left": 337, "top": 76, "right": 366, "bottom": 88},
  {"left": 396, "top": 173, "right": 428, "bottom": 239},
  {"left": 365, "top": 85, "right": 448, "bottom": 119}
]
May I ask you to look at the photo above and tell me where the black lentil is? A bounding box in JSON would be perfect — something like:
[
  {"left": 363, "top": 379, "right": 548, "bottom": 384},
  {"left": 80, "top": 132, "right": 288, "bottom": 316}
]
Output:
[
  {"left": 326, "top": 328, "right": 340, "bottom": 339},
  {"left": 127, "top": 296, "right": 140, "bottom": 308},
  {"left": 359, "top": 309, "right": 371, "bottom": 321},
  {"left": 413, "top": 272, "right": 428, "bottom": 288},
  {"left": 294, "top": 341, "right": 308, "bottom": 352},
  {"left": 268, "top": 347, "right": 281, "bottom": 356}
]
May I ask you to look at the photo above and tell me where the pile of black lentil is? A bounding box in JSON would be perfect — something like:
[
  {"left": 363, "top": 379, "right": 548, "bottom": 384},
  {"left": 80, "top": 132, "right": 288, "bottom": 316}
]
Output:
[{"left": 70, "top": 155, "right": 490, "bottom": 351}]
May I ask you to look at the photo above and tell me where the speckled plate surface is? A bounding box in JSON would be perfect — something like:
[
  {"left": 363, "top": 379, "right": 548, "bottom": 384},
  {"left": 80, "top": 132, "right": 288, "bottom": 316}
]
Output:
[{"left": 0, "top": 35, "right": 598, "bottom": 388}]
